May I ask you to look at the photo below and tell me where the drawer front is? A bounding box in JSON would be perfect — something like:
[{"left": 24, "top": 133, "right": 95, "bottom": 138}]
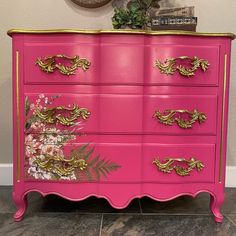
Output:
[
  {"left": 145, "top": 45, "right": 219, "bottom": 86},
  {"left": 143, "top": 143, "right": 215, "bottom": 183},
  {"left": 24, "top": 43, "right": 99, "bottom": 84},
  {"left": 25, "top": 93, "right": 143, "bottom": 134},
  {"left": 143, "top": 95, "right": 217, "bottom": 135},
  {"left": 24, "top": 134, "right": 141, "bottom": 183},
  {"left": 100, "top": 44, "right": 144, "bottom": 84}
]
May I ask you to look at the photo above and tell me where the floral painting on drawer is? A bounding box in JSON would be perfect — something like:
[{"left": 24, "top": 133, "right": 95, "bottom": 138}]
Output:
[{"left": 24, "top": 94, "right": 121, "bottom": 182}]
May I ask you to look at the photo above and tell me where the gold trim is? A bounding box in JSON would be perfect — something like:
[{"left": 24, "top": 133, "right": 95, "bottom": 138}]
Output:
[
  {"left": 153, "top": 109, "right": 207, "bottom": 129},
  {"left": 34, "top": 105, "right": 90, "bottom": 126},
  {"left": 153, "top": 157, "right": 204, "bottom": 176},
  {"left": 35, "top": 54, "right": 91, "bottom": 76},
  {"left": 16, "top": 51, "right": 20, "bottom": 181},
  {"left": 219, "top": 54, "right": 227, "bottom": 182},
  {"left": 7, "top": 29, "right": 235, "bottom": 39},
  {"left": 34, "top": 154, "right": 88, "bottom": 177},
  {"left": 155, "top": 56, "right": 210, "bottom": 77}
]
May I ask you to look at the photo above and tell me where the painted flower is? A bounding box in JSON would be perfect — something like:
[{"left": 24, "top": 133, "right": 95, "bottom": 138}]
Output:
[
  {"left": 30, "top": 121, "right": 45, "bottom": 132},
  {"left": 41, "top": 144, "right": 64, "bottom": 157},
  {"left": 30, "top": 103, "right": 35, "bottom": 110},
  {"left": 25, "top": 94, "right": 88, "bottom": 181},
  {"left": 25, "top": 134, "right": 43, "bottom": 158}
]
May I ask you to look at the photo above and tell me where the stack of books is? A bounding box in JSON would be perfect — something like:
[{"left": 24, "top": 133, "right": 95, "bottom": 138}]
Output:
[{"left": 151, "top": 6, "right": 197, "bottom": 31}]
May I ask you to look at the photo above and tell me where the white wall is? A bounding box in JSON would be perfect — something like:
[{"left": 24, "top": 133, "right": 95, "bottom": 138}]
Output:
[{"left": 0, "top": 0, "right": 236, "bottom": 165}]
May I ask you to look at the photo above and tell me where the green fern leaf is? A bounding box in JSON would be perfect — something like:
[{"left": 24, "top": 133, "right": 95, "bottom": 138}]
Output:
[
  {"left": 83, "top": 169, "right": 94, "bottom": 182},
  {"left": 83, "top": 146, "right": 95, "bottom": 161},
  {"left": 88, "top": 154, "right": 100, "bottom": 166},
  {"left": 98, "top": 167, "right": 108, "bottom": 179}
]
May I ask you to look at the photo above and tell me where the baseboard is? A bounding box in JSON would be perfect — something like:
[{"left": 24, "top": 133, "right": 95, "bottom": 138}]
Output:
[
  {"left": 225, "top": 166, "right": 236, "bottom": 187},
  {"left": 0, "top": 164, "right": 13, "bottom": 186},
  {"left": 0, "top": 164, "right": 235, "bottom": 187}
]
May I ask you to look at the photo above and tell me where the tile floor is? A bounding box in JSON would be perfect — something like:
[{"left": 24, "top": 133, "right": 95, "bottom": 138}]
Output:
[{"left": 0, "top": 187, "right": 236, "bottom": 236}]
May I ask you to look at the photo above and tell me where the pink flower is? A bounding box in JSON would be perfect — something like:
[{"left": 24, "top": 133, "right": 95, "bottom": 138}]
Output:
[
  {"left": 30, "top": 121, "right": 45, "bottom": 132},
  {"left": 25, "top": 134, "right": 43, "bottom": 158},
  {"left": 30, "top": 104, "right": 35, "bottom": 110},
  {"left": 41, "top": 144, "right": 64, "bottom": 157},
  {"left": 25, "top": 134, "right": 34, "bottom": 144}
]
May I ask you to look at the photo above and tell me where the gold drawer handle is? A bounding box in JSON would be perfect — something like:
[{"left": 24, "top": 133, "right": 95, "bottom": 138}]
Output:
[
  {"left": 34, "top": 154, "right": 88, "bottom": 177},
  {"left": 153, "top": 157, "right": 204, "bottom": 176},
  {"left": 153, "top": 109, "right": 207, "bottom": 129},
  {"left": 155, "top": 56, "right": 210, "bottom": 77},
  {"left": 35, "top": 54, "right": 91, "bottom": 76},
  {"left": 35, "top": 105, "right": 90, "bottom": 126}
]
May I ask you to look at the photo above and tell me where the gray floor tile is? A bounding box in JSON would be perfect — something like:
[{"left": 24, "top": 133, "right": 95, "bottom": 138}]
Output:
[
  {"left": 226, "top": 215, "right": 236, "bottom": 226},
  {"left": 0, "top": 213, "right": 101, "bottom": 236},
  {"left": 101, "top": 214, "right": 236, "bottom": 236},
  {"left": 0, "top": 186, "right": 16, "bottom": 213},
  {"left": 222, "top": 188, "right": 236, "bottom": 214}
]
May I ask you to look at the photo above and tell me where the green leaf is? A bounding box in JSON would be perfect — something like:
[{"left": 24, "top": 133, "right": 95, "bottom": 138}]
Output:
[
  {"left": 98, "top": 167, "right": 107, "bottom": 179},
  {"left": 84, "top": 169, "right": 94, "bottom": 181},
  {"left": 25, "top": 96, "right": 30, "bottom": 116},
  {"left": 25, "top": 115, "right": 39, "bottom": 130},
  {"left": 88, "top": 154, "right": 100, "bottom": 166},
  {"left": 69, "top": 143, "right": 90, "bottom": 158},
  {"left": 95, "top": 159, "right": 105, "bottom": 168},
  {"left": 83, "top": 146, "right": 95, "bottom": 161},
  {"left": 94, "top": 168, "right": 101, "bottom": 181}
]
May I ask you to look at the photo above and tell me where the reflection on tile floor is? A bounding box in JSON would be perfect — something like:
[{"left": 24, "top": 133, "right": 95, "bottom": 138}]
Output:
[{"left": 0, "top": 187, "right": 236, "bottom": 236}]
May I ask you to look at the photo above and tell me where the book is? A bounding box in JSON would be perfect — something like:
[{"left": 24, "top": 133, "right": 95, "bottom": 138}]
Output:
[
  {"left": 157, "top": 6, "right": 195, "bottom": 17},
  {"left": 151, "top": 16, "right": 197, "bottom": 31}
]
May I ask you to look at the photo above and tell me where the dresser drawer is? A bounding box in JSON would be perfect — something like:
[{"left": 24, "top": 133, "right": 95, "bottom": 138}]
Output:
[
  {"left": 25, "top": 93, "right": 143, "bottom": 134},
  {"left": 24, "top": 134, "right": 142, "bottom": 183},
  {"left": 100, "top": 44, "right": 144, "bottom": 84},
  {"left": 145, "top": 45, "right": 219, "bottom": 86},
  {"left": 24, "top": 43, "right": 99, "bottom": 84},
  {"left": 143, "top": 143, "right": 215, "bottom": 183},
  {"left": 143, "top": 94, "right": 217, "bottom": 135}
]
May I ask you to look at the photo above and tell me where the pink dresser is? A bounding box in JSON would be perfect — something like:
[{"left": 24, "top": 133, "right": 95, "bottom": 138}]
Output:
[{"left": 8, "top": 29, "right": 235, "bottom": 222}]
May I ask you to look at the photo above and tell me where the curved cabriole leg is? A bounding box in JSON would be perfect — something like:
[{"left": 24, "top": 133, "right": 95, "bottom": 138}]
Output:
[
  {"left": 210, "top": 194, "right": 224, "bottom": 223},
  {"left": 13, "top": 192, "right": 28, "bottom": 222}
]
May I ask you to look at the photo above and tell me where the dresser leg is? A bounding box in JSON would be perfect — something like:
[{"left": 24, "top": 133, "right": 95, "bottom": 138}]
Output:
[
  {"left": 13, "top": 192, "right": 28, "bottom": 222},
  {"left": 210, "top": 194, "right": 224, "bottom": 223}
]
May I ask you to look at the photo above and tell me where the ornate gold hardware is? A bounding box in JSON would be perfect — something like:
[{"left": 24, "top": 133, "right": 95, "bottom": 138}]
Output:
[
  {"left": 153, "top": 157, "right": 204, "bottom": 176},
  {"left": 34, "top": 154, "right": 88, "bottom": 177},
  {"left": 153, "top": 109, "right": 207, "bottom": 129},
  {"left": 35, "top": 54, "right": 91, "bottom": 76},
  {"left": 155, "top": 56, "right": 210, "bottom": 77},
  {"left": 35, "top": 105, "right": 90, "bottom": 126}
]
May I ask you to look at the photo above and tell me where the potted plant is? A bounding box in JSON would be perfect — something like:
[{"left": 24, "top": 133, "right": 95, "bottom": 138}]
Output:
[{"left": 112, "top": 0, "right": 161, "bottom": 29}]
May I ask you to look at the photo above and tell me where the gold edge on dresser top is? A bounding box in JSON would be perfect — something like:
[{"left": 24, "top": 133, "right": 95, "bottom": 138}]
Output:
[{"left": 7, "top": 29, "right": 236, "bottom": 39}]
